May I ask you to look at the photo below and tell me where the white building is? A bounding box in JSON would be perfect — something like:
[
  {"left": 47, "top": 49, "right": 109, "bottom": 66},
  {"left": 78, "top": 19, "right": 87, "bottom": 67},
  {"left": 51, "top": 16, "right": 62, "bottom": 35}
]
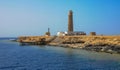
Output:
[{"left": 57, "top": 32, "right": 66, "bottom": 36}]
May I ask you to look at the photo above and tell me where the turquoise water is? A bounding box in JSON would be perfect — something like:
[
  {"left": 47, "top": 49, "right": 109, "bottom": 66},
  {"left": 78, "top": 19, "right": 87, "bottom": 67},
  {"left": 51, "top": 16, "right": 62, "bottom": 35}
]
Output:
[{"left": 0, "top": 39, "right": 120, "bottom": 70}]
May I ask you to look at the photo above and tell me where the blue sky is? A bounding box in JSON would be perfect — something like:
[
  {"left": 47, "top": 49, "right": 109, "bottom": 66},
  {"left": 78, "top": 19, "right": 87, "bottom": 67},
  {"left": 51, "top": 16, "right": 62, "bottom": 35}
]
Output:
[{"left": 0, "top": 0, "right": 120, "bottom": 37}]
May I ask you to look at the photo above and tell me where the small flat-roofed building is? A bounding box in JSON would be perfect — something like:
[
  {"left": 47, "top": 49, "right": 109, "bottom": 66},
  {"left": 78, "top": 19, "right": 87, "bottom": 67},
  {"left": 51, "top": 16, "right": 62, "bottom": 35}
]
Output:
[{"left": 90, "top": 32, "right": 96, "bottom": 36}]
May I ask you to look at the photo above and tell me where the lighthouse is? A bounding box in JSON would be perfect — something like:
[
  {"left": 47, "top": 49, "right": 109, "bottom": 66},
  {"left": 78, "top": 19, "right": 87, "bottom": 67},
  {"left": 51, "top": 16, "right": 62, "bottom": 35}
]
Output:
[{"left": 68, "top": 10, "right": 73, "bottom": 32}]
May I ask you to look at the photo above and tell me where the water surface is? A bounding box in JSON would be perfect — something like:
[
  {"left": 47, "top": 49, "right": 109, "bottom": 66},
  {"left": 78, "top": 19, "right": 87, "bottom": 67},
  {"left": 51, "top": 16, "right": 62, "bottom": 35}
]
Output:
[{"left": 0, "top": 38, "right": 120, "bottom": 70}]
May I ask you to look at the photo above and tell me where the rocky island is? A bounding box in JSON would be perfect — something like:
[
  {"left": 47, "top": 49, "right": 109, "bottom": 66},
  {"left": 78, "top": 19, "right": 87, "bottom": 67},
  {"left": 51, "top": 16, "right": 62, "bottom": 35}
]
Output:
[
  {"left": 17, "top": 35, "right": 120, "bottom": 54},
  {"left": 17, "top": 10, "right": 120, "bottom": 54}
]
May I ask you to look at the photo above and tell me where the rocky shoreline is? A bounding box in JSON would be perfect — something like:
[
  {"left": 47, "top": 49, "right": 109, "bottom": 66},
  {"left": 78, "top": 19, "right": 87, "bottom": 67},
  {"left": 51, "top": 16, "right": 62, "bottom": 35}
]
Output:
[
  {"left": 48, "top": 36, "right": 120, "bottom": 54},
  {"left": 48, "top": 43, "right": 120, "bottom": 54}
]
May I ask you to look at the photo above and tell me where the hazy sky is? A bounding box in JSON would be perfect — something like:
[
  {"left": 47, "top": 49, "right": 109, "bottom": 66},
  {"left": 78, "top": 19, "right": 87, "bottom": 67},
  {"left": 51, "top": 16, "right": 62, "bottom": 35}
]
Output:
[{"left": 0, "top": 0, "right": 120, "bottom": 37}]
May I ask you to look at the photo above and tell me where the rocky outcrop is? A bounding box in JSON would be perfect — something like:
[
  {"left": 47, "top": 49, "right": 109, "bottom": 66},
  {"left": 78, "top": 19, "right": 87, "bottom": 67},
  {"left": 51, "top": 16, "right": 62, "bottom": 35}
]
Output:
[{"left": 49, "top": 36, "right": 120, "bottom": 54}]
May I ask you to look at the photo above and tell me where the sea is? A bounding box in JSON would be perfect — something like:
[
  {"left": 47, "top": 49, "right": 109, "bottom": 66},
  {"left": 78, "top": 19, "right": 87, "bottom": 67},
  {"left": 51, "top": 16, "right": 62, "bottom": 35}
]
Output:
[{"left": 0, "top": 38, "right": 120, "bottom": 70}]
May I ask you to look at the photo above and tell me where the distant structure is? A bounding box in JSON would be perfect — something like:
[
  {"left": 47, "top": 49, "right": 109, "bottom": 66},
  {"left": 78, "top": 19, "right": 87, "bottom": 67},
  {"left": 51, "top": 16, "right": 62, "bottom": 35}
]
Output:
[
  {"left": 45, "top": 28, "right": 51, "bottom": 36},
  {"left": 67, "top": 31, "right": 86, "bottom": 36},
  {"left": 90, "top": 32, "right": 96, "bottom": 36},
  {"left": 68, "top": 10, "right": 73, "bottom": 32}
]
